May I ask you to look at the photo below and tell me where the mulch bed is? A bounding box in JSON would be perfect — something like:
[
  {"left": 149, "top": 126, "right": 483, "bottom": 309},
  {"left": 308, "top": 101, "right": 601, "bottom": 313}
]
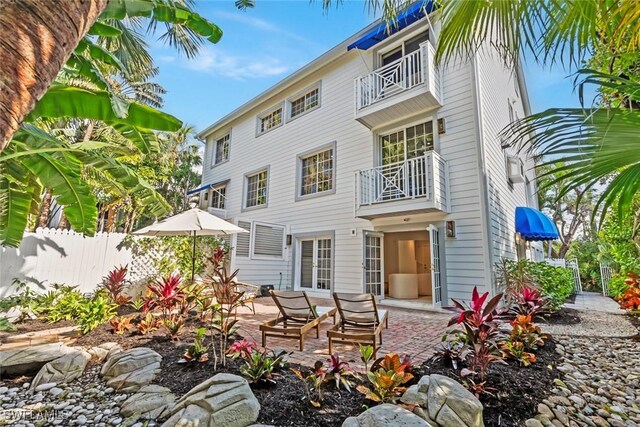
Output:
[
  {"left": 2, "top": 318, "right": 75, "bottom": 335},
  {"left": 544, "top": 308, "right": 581, "bottom": 325},
  {"left": 415, "top": 339, "right": 561, "bottom": 427}
]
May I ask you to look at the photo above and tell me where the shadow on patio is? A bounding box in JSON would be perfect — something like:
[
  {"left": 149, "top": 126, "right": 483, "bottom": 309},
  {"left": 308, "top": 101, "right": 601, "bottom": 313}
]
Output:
[{"left": 234, "top": 295, "right": 452, "bottom": 368}]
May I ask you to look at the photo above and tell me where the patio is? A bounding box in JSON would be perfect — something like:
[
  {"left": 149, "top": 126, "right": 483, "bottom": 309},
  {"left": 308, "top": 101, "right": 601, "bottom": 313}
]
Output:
[{"left": 233, "top": 294, "right": 452, "bottom": 367}]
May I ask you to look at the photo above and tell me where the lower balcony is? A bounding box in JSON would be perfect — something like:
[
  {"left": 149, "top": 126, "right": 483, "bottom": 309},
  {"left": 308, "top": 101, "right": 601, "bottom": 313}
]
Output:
[
  {"left": 207, "top": 207, "right": 227, "bottom": 219},
  {"left": 355, "top": 151, "right": 449, "bottom": 219}
]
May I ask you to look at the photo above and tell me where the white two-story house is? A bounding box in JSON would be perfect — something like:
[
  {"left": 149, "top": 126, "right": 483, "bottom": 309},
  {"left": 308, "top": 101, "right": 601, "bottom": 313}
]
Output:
[{"left": 193, "top": 3, "right": 544, "bottom": 309}]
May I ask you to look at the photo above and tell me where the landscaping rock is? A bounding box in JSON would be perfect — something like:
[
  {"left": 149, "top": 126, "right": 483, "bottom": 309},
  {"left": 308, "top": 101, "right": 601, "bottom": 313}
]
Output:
[
  {"left": 0, "top": 343, "right": 77, "bottom": 375},
  {"left": 120, "top": 384, "right": 176, "bottom": 420},
  {"left": 100, "top": 347, "right": 161, "bottom": 392},
  {"left": 87, "top": 342, "right": 121, "bottom": 362},
  {"left": 342, "top": 404, "right": 434, "bottom": 427},
  {"left": 422, "top": 374, "right": 484, "bottom": 427},
  {"left": 161, "top": 373, "right": 259, "bottom": 427},
  {"left": 29, "top": 350, "right": 91, "bottom": 391}
]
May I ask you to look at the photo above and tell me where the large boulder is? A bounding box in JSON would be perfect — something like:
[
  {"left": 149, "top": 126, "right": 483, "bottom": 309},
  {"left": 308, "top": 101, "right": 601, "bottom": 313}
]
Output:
[
  {"left": 29, "top": 350, "right": 91, "bottom": 390},
  {"left": 342, "top": 404, "right": 434, "bottom": 427},
  {"left": 100, "top": 347, "right": 161, "bottom": 392},
  {"left": 0, "top": 343, "right": 77, "bottom": 376},
  {"left": 161, "top": 373, "right": 260, "bottom": 427},
  {"left": 86, "top": 342, "right": 122, "bottom": 362},
  {"left": 120, "top": 384, "right": 176, "bottom": 420},
  {"left": 411, "top": 374, "right": 484, "bottom": 427}
]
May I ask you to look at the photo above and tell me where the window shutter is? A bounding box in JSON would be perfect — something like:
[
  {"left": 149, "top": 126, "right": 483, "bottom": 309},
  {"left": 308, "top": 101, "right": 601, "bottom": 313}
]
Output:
[
  {"left": 253, "top": 223, "right": 284, "bottom": 257},
  {"left": 236, "top": 221, "right": 251, "bottom": 257}
]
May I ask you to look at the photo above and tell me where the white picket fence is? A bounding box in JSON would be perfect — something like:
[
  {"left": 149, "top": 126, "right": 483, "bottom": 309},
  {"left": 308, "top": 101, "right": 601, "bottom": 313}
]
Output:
[{"left": 0, "top": 228, "right": 160, "bottom": 298}]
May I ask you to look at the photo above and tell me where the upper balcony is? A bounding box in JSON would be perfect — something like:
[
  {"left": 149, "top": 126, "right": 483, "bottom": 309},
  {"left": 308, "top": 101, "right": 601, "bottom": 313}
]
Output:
[
  {"left": 354, "top": 42, "right": 442, "bottom": 129},
  {"left": 355, "top": 151, "right": 449, "bottom": 219}
]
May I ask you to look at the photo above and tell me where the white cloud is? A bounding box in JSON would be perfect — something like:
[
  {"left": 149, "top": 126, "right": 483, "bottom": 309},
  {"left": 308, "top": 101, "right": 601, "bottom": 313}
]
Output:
[
  {"left": 213, "top": 10, "right": 322, "bottom": 48},
  {"left": 185, "top": 48, "right": 289, "bottom": 79}
]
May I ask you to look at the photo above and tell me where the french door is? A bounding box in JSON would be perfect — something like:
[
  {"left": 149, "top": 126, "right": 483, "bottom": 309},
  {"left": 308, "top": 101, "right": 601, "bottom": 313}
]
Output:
[
  {"left": 363, "top": 231, "right": 384, "bottom": 297},
  {"left": 429, "top": 225, "right": 442, "bottom": 307},
  {"left": 298, "top": 237, "right": 332, "bottom": 293}
]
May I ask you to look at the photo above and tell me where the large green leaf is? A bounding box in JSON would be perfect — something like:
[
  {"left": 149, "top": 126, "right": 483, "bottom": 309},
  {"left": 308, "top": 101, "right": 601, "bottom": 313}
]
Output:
[
  {"left": 0, "top": 177, "right": 32, "bottom": 247},
  {"left": 101, "top": 0, "right": 222, "bottom": 43},
  {"left": 27, "top": 85, "right": 182, "bottom": 131},
  {"left": 87, "top": 21, "right": 123, "bottom": 37}
]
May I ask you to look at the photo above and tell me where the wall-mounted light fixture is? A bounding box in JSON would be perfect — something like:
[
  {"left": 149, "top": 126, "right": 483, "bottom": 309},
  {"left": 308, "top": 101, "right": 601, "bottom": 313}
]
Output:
[
  {"left": 286, "top": 234, "right": 292, "bottom": 246},
  {"left": 438, "top": 118, "right": 446, "bottom": 134},
  {"left": 446, "top": 220, "right": 456, "bottom": 238}
]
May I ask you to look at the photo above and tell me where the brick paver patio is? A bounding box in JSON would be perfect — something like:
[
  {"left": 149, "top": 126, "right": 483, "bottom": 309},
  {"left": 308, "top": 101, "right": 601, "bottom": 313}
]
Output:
[{"left": 234, "top": 296, "right": 452, "bottom": 368}]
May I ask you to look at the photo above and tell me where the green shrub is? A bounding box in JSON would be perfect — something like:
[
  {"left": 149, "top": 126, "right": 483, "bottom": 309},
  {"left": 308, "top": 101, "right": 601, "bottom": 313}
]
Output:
[
  {"left": 607, "top": 274, "right": 629, "bottom": 299},
  {"left": 75, "top": 296, "right": 117, "bottom": 334},
  {"left": 526, "top": 262, "right": 574, "bottom": 310}
]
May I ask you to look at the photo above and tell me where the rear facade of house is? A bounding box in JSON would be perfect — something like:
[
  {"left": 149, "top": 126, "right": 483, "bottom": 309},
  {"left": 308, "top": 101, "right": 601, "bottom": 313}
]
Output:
[{"left": 195, "top": 6, "right": 543, "bottom": 309}]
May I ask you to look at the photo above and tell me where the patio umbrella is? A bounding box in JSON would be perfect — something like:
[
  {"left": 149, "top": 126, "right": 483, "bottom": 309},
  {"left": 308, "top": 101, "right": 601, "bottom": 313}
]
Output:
[{"left": 133, "top": 208, "right": 247, "bottom": 282}]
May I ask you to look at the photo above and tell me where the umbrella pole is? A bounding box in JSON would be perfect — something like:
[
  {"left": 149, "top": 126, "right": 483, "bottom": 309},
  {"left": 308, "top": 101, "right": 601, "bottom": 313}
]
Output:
[{"left": 191, "top": 231, "right": 197, "bottom": 283}]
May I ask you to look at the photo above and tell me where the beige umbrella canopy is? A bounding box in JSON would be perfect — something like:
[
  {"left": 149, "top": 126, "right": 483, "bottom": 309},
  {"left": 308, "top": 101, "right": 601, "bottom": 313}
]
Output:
[{"left": 133, "top": 208, "right": 247, "bottom": 281}]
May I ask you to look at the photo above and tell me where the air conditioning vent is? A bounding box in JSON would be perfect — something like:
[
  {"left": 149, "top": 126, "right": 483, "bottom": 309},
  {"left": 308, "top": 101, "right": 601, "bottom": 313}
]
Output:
[{"left": 507, "top": 156, "right": 525, "bottom": 183}]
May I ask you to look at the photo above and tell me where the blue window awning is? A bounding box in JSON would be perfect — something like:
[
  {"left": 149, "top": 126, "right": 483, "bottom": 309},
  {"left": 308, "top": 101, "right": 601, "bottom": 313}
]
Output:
[
  {"left": 515, "top": 207, "right": 559, "bottom": 241},
  {"left": 347, "top": 1, "right": 434, "bottom": 51},
  {"left": 187, "top": 183, "right": 214, "bottom": 196}
]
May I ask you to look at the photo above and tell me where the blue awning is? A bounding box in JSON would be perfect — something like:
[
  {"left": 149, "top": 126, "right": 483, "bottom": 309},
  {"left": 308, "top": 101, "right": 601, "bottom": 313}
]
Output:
[
  {"left": 515, "top": 207, "right": 559, "bottom": 241},
  {"left": 347, "top": 1, "right": 433, "bottom": 51},
  {"left": 187, "top": 183, "right": 214, "bottom": 196}
]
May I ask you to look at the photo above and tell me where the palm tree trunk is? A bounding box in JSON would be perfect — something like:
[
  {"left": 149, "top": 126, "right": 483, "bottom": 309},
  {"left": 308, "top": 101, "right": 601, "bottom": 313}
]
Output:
[
  {"left": 58, "top": 212, "right": 69, "bottom": 230},
  {"left": 38, "top": 189, "right": 53, "bottom": 228},
  {"left": 0, "top": 0, "right": 109, "bottom": 151}
]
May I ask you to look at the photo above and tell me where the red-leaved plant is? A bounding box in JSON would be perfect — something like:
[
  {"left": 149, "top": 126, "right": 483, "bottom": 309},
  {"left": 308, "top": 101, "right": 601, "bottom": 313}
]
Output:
[
  {"left": 618, "top": 272, "right": 640, "bottom": 311},
  {"left": 510, "top": 287, "right": 550, "bottom": 320},
  {"left": 103, "top": 265, "right": 132, "bottom": 306},
  {"left": 143, "top": 274, "right": 186, "bottom": 321},
  {"left": 325, "top": 352, "right": 358, "bottom": 391},
  {"left": 448, "top": 287, "right": 506, "bottom": 383}
]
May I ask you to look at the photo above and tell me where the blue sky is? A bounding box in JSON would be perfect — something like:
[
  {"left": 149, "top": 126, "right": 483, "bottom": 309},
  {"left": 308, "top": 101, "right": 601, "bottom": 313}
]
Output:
[{"left": 150, "top": 1, "right": 589, "bottom": 134}]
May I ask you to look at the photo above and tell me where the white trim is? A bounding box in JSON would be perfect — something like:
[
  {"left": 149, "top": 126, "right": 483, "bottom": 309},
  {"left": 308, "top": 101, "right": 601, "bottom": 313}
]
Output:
[
  {"left": 286, "top": 81, "right": 322, "bottom": 123},
  {"left": 295, "top": 141, "right": 337, "bottom": 201},
  {"left": 242, "top": 166, "right": 270, "bottom": 212},
  {"left": 255, "top": 102, "right": 284, "bottom": 137}
]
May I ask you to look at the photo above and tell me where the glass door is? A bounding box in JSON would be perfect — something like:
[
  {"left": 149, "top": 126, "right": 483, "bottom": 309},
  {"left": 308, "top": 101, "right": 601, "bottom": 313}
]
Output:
[
  {"left": 297, "top": 237, "right": 332, "bottom": 293},
  {"left": 429, "top": 225, "right": 442, "bottom": 307},
  {"left": 363, "top": 231, "right": 384, "bottom": 297}
]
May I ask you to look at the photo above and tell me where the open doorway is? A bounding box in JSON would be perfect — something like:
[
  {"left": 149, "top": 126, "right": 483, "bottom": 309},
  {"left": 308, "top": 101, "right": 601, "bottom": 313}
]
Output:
[{"left": 383, "top": 230, "right": 432, "bottom": 303}]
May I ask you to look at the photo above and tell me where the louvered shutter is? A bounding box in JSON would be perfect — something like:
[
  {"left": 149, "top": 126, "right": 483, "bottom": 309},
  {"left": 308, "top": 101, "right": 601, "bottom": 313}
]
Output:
[
  {"left": 253, "top": 223, "right": 284, "bottom": 257},
  {"left": 235, "top": 221, "right": 251, "bottom": 257}
]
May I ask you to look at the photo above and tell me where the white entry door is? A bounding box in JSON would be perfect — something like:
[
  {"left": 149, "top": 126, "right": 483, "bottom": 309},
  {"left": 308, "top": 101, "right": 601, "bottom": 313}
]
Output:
[
  {"left": 363, "top": 231, "right": 384, "bottom": 297},
  {"left": 429, "top": 225, "right": 442, "bottom": 307},
  {"left": 297, "top": 237, "right": 332, "bottom": 293}
]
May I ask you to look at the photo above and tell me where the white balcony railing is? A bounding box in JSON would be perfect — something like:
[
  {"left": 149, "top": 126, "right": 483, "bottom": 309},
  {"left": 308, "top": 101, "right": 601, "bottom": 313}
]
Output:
[
  {"left": 356, "top": 151, "right": 448, "bottom": 211},
  {"left": 356, "top": 42, "right": 434, "bottom": 110}
]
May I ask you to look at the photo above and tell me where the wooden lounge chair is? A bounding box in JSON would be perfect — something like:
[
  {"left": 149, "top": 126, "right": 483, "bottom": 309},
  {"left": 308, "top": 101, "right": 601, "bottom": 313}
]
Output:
[
  {"left": 260, "top": 290, "right": 337, "bottom": 351},
  {"left": 328, "top": 293, "right": 389, "bottom": 357}
]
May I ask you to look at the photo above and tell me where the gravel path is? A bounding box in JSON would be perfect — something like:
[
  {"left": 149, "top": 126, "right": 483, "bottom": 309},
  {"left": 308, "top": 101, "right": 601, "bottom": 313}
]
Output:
[
  {"left": 0, "top": 365, "right": 158, "bottom": 427},
  {"left": 528, "top": 293, "right": 640, "bottom": 427}
]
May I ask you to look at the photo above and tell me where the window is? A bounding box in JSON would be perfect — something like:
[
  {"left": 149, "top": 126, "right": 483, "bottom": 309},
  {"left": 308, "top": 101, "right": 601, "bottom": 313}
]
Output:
[
  {"left": 298, "top": 145, "right": 335, "bottom": 198},
  {"left": 208, "top": 185, "right": 226, "bottom": 210},
  {"left": 212, "top": 134, "right": 230, "bottom": 165},
  {"left": 289, "top": 86, "right": 320, "bottom": 119},
  {"left": 258, "top": 107, "right": 282, "bottom": 135},
  {"left": 245, "top": 169, "right": 268, "bottom": 209},
  {"left": 236, "top": 221, "right": 251, "bottom": 257},
  {"left": 379, "top": 31, "right": 429, "bottom": 68},
  {"left": 253, "top": 222, "right": 285, "bottom": 258},
  {"left": 380, "top": 121, "right": 434, "bottom": 165}
]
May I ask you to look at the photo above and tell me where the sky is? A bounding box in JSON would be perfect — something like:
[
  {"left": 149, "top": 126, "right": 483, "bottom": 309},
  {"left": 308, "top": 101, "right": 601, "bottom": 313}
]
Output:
[{"left": 149, "top": 1, "right": 591, "bottom": 137}]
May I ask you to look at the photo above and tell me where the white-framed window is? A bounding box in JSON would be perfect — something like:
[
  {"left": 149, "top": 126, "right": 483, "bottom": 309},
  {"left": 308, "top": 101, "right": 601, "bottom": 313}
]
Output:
[
  {"left": 244, "top": 168, "right": 269, "bottom": 209},
  {"left": 252, "top": 222, "right": 285, "bottom": 259},
  {"left": 257, "top": 105, "right": 283, "bottom": 135},
  {"left": 380, "top": 121, "right": 434, "bottom": 165},
  {"left": 289, "top": 87, "right": 320, "bottom": 119},
  {"left": 210, "top": 134, "right": 230, "bottom": 167},
  {"left": 297, "top": 143, "right": 336, "bottom": 199},
  {"left": 208, "top": 184, "right": 226, "bottom": 210},
  {"left": 235, "top": 220, "right": 251, "bottom": 257}
]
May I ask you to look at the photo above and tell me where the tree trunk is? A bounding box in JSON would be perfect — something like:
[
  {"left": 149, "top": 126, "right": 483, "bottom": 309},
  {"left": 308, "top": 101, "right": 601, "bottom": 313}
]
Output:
[
  {"left": 38, "top": 188, "right": 53, "bottom": 228},
  {"left": 58, "top": 212, "right": 69, "bottom": 230},
  {"left": 0, "top": 0, "right": 110, "bottom": 151}
]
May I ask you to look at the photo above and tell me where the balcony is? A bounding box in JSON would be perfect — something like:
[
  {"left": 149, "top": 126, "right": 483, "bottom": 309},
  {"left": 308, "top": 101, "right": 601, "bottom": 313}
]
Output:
[
  {"left": 355, "top": 151, "right": 449, "bottom": 219},
  {"left": 354, "top": 42, "right": 442, "bottom": 129}
]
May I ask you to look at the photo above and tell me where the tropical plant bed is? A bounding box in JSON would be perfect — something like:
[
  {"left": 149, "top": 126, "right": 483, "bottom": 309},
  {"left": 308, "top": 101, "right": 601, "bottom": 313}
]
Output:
[
  {"left": 415, "top": 338, "right": 561, "bottom": 427},
  {"left": 1, "top": 318, "right": 75, "bottom": 336}
]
